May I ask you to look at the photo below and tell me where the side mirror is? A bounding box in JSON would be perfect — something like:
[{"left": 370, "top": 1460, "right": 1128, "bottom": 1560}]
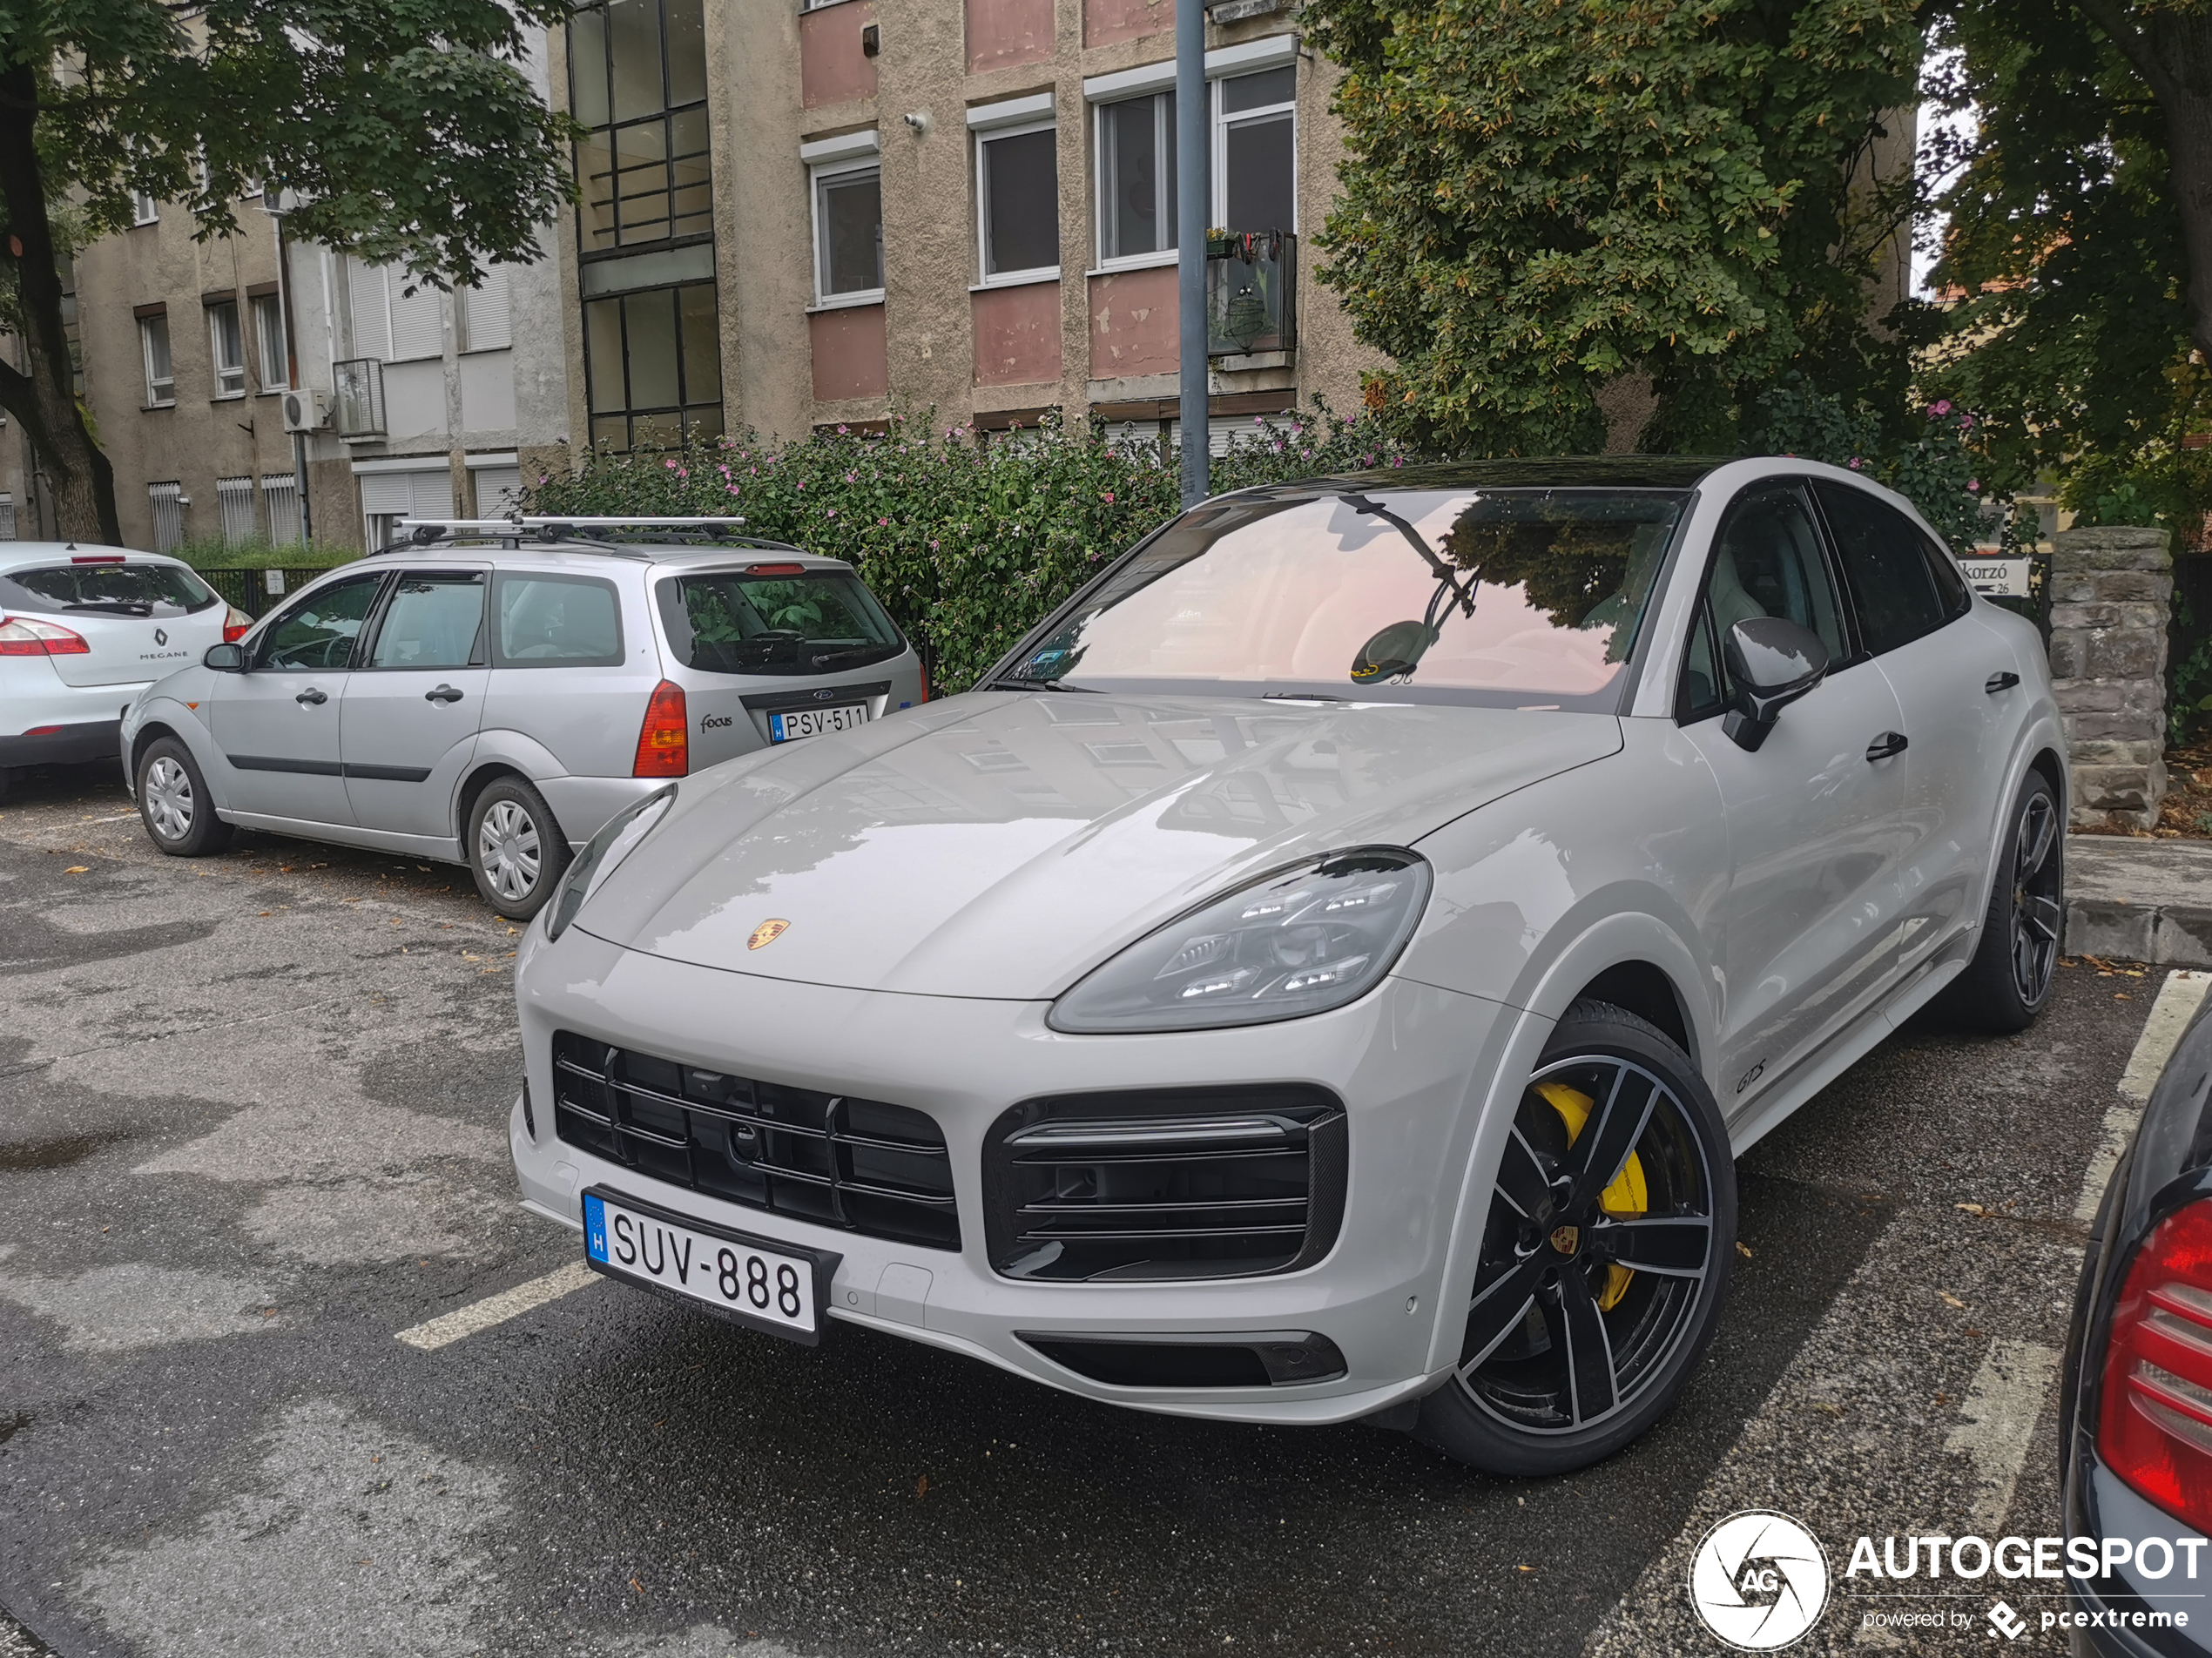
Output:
[
  {"left": 203, "top": 643, "right": 246, "bottom": 672},
  {"left": 1721, "top": 617, "right": 1829, "bottom": 751}
]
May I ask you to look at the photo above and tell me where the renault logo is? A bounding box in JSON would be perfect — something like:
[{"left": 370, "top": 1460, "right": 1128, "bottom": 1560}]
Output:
[
  {"left": 153, "top": 627, "right": 167, "bottom": 645},
  {"left": 747, "top": 918, "right": 791, "bottom": 951}
]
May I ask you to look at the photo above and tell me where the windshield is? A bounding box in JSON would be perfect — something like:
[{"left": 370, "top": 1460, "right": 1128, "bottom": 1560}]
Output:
[
  {"left": 0, "top": 561, "right": 219, "bottom": 618},
  {"left": 656, "top": 567, "right": 904, "bottom": 677},
  {"left": 1000, "top": 489, "right": 1687, "bottom": 708}
]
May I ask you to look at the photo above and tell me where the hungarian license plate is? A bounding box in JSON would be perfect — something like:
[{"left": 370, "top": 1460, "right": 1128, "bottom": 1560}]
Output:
[
  {"left": 769, "top": 703, "right": 867, "bottom": 743},
  {"left": 582, "top": 1188, "right": 830, "bottom": 1344}
]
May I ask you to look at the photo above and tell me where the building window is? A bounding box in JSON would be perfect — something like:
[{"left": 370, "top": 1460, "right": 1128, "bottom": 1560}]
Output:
[
  {"left": 262, "top": 473, "right": 302, "bottom": 546},
  {"left": 570, "top": 0, "right": 711, "bottom": 253},
  {"left": 976, "top": 122, "right": 1058, "bottom": 283},
  {"left": 1214, "top": 65, "right": 1295, "bottom": 234},
  {"left": 208, "top": 300, "right": 246, "bottom": 397},
  {"left": 582, "top": 280, "right": 722, "bottom": 451},
  {"left": 132, "top": 191, "right": 158, "bottom": 226},
  {"left": 140, "top": 314, "right": 175, "bottom": 407},
  {"left": 217, "top": 475, "right": 258, "bottom": 547},
  {"left": 252, "top": 294, "right": 289, "bottom": 390},
  {"left": 345, "top": 259, "right": 442, "bottom": 362},
  {"left": 812, "top": 159, "right": 883, "bottom": 304},
  {"left": 1096, "top": 91, "right": 1176, "bottom": 266},
  {"left": 148, "top": 482, "right": 185, "bottom": 552},
  {"left": 458, "top": 266, "right": 513, "bottom": 352}
]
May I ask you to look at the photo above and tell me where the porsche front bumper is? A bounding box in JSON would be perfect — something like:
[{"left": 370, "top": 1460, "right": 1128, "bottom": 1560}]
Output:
[{"left": 509, "top": 923, "right": 1519, "bottom": 1425}]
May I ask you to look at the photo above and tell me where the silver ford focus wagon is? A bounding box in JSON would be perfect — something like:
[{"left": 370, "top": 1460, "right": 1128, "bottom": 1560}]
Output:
[{"left": 120, "top": 517, "right": 927, "bottom": 918}]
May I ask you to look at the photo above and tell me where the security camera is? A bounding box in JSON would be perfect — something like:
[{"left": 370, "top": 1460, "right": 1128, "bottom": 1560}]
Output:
[{"left": 903, "top": 111, "right": 932, "bottom": 135}]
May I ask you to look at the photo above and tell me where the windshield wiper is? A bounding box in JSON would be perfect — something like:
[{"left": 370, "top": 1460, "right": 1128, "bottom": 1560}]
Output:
[
  {"left": 983, "top": 677, "right": 1097, "bottom": 693},
  {"left": 808, "top": 644, "right": 891, "bottom": 667},
  {"left": 64, "top": 600, "right": 154, "bottom": 617}
]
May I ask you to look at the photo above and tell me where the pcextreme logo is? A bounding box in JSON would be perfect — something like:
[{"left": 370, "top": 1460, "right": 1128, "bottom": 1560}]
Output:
[{"left": 1689, "top": 1511, "right": 1831, "bottom": 1650}]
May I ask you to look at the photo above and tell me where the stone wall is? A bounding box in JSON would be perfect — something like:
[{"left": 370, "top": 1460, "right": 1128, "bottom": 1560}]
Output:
[{"left": 2049, "top": 525, "right": 2174, "bottom": 829}]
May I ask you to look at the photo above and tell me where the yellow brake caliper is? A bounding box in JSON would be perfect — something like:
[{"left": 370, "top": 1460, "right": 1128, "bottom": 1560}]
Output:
[{"left": 1534, "top": 1082, "right": 1647, "bottom": 1312}]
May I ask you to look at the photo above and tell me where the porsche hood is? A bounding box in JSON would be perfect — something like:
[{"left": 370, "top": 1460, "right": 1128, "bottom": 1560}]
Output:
[{"left": 575, "top": 691, "right": 1621, "bottom": 999}]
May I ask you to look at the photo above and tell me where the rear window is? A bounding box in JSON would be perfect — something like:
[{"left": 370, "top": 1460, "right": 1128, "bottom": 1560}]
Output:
[
  {"left": 0, "top": 561, "right": 219, "bottom": 617},
  {"left": 494, "top": 572, "right": 624, "bottom": 668},
  {"left": 655, "top": 566, "right": 903, "bottom": 676}
]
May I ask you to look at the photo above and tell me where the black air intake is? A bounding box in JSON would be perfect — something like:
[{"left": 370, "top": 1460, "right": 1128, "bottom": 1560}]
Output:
[
  {"left": 983, "top": 1084, "right": 1346, "bottom": 1281},
  {"left": 552, "top": 1031, "right": 957, "bottom": 1250}
]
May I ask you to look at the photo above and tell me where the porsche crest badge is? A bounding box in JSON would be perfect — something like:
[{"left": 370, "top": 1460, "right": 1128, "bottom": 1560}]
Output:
[{"left": 747, "top": 918, "right": 791, "bottom": 951}]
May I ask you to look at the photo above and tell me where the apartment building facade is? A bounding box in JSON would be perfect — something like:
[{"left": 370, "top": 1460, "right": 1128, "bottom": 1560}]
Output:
[{"left": 549, "top": 0, "right": 1380, "bottom": 460}]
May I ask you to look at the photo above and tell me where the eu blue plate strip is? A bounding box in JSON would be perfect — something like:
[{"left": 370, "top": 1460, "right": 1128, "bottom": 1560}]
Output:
[{"left": 583, "top": 1192, "right": 608, "bottom": 1264}]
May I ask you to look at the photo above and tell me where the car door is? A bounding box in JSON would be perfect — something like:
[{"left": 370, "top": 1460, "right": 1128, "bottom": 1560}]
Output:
[
  {"left": 1676, "top": 480, "right": 1913, "bottom": 1112},
  {"left": 1813, "top": 479, "right": 2013, "bottom": 974},
  {"left": 340, "top": 567, "right": 491, "bottom": 838},
  {"left": 207, "top": 569, "right": 388, "bottom": 824}
]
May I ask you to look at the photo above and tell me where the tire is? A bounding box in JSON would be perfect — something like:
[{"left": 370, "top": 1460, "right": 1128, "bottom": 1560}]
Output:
[
  {"left": 1939, "top": 771, "right": 2063, "bottom": 1034},
  {"left": 467, "top": 776, "right": 570, "bottom": 921},
  {"left": 135, "top": 737, "right": 233, "bottom": 857},
  {"left": 1415, "top": 999, "right": 1737, "bottom": 1476}
]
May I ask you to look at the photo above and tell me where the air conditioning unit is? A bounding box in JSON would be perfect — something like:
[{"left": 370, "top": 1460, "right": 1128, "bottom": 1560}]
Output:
[{"left": 281, "top": 388, "right": 330, "bottom": 434}]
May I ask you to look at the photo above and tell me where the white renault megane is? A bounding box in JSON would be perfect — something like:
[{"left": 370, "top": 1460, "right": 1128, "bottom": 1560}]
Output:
[{"left": 509, "top": 457, "right": 2062, "bottom": 1473}]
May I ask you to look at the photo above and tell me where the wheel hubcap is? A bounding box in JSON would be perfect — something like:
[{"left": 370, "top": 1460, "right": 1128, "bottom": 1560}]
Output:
[
  {"left": 143, "top": 757, "right": 194, "bottom": 841},
  {"left": 478, "top": 800, "right": 541, "bottom": 902},
  {"left": 2009, "top": 792, "right": 2062, "bottom": 1006},
  {"left": 1456, "top": 1055, "right": 1716, "bottom": 1434}
]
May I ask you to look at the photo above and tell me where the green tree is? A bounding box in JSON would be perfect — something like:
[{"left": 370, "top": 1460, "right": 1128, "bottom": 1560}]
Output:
[
  {"left": 1301, "top": 0, "right": 1925, "bottom": 456},
  {"left": 0, "top": 0, "right": 577, "bottom": 543},
  {"left": 1923, "top": 1, "right": 2212, "bottom": 532}
]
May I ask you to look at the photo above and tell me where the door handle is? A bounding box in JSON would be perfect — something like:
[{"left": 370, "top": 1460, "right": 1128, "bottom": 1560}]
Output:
[
  {"left": 425, "top": 684, "right": 464, "bottom": 704},
  {"left": 1985, "top": 671, "right": 2020, "bottom": 694},
  {"left": 1865, "top": 731, "right": 1909, "bottom": 762},
  {"left": 294, "top": 688, "right": 327, "bottom": 705}
]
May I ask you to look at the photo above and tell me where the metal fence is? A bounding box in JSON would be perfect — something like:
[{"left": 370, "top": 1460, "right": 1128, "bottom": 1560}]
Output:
[{"left": 198, "top": 567, "right": 341, "bottom": 620}]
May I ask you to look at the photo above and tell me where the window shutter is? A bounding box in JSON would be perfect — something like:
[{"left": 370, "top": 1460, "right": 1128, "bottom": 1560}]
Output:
[
  {"left": 463, "top": 266, "right": 513, "bottom": 352},
  {"left": 388, "top": 278, "right": 444, "bottom": 361},
  {"left": 347, "top": 260, "right": 391, "bottom": 361}
]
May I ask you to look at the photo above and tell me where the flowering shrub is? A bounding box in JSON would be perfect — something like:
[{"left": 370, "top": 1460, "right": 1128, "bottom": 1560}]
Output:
[
  {"left": 1743, "top": 382, "right": 2010, "bottom": 552},
  {"left": 526, "top": 405, "right": 1415, "bottom": 691}
]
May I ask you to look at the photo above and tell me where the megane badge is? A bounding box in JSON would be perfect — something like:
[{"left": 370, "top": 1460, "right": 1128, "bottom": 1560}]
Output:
[{"left": 748, "top": 918, "right": 791, "bottom": 950}]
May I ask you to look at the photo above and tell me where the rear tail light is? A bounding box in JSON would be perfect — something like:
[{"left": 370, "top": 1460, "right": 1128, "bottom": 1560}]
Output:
[
  {"left": 2098, "top": 1196, "right": 2212, "bottom": 1531},
  {"left": 745, "top": 562, "right": 806, "bottom": 576},
  {"left": 221, "top": 603, "right": 253, "bottom": 643},
  {"left": 632, "top": 679, "right": 689, "bottom": 778},
  {"left": 70, "top": 554, "right": 126, "bottom": 564},
  {"left": 919, "top": 658, "right": 930, "bottom": 703},
  {"left": 0, "top": 615, "right": 91, "bottom": 656}
]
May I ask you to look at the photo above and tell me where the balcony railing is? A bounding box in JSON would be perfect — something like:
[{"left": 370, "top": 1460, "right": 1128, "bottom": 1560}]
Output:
[{"left": 1205, "top": 229, "right": 1297, "bottom": 359}]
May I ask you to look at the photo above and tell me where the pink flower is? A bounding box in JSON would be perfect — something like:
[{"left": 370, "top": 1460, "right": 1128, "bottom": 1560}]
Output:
[
  {"left": 1101, "top": 491, "right": 1115, "bottom": 503},
  {"left": 676, "top": 468, "right": 688, "bottom": 479},
  {"left": 846, "top": 471, "right": 857, "bottom": 482},
  {"left": 1847, "top": 457, "right": 1863, "bottom": 470},
  {"left": 1930, "top": 399, "right": 1952, "bottom": 416},
  {"left": 826, "top": 508, "right": 838, "bottom": 517},
  {"left": 878, "top": 516, "right": 890, "bottom": 525},
  {"left": 664, "top": 459, "right": 678, "bottom": 469},
  {"left": 1967, "top": 479, "right": 1980, "bottom": 492}
]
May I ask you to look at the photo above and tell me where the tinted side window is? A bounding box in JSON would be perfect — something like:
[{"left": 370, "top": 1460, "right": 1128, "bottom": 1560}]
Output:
[
  {"left": 258, "top": 574, "right": 385, "bottom": 671},
  {"left": 1678, "top": 604, "right": 1727, "bottom": 721},
  {"left": 366, "top": 572, "right": 487, "bottom": 670},
  {"left": 494, "top": 573, "right": 624, "bottom": 667},
  {"left": 1698, "top": 483, "right": 1846, "bottom": 711},
  {"left": 1814, "top": 481, "right": 1951, "bottom": 653},
  {"left": 1921, "top": 530, "right": 1973, "bottom": 620}
]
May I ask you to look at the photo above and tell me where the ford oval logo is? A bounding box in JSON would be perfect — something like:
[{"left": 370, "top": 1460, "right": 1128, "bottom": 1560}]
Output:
[{"left": 813, "top": 689, "right": 833, "bottom": 701}]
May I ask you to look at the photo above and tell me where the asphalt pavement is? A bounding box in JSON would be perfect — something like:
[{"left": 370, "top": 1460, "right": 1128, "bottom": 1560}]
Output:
[{"left": 0, "top": 761, "right": 2160, "bottom": 1657}]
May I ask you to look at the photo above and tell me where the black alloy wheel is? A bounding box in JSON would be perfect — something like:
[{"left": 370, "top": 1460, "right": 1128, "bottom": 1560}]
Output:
[
  {"left": 1416, "top": 1001, "right": 1736, "bottom": 1475},
  {"left": 1940, "top": 771, "right": 2062, "bottom": 1033}
]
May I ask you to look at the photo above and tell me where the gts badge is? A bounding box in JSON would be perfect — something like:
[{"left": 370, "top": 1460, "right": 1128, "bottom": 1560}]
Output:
[
  {"left": 1735, "top": 1061, "right": 1765, "bottom": 1095},
  {"left": 698, "top": 714, "right": 732, "bottom": 731}
]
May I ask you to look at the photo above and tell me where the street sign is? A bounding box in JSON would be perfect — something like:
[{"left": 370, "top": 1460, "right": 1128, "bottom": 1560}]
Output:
[{"left": 1959, "top": 555, "right": 2031, "bottom": 597}]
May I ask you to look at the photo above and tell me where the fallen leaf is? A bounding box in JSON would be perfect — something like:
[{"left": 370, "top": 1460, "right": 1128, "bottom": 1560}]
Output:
[
  {"left": 63, "top": 865, "right": 87, "bottom": 874},
  {"left": 1939, "top": 1291, "right": 1966, "bottom": 1309},
  {"left": 462, "top": 953, "right": 482, "bottom": 961},
  {"left": 257, "top": 911, "right": 273, "bottom": 918},
  {"left": 915, "top": 1473, "right": 929, "bottom": 1500},
  {"left": 1956, "top": 1202, "right": 1989, "bottom": 1217},
  {"left": 1735, "top": 1241, "right": 1753, "bottom": 1258},
  {"left": 1963, "top": 1326, "right": 1985, "bottom": 1338},
  {"left": 630, "top": 1577, "right": 644, "bottom": 1594},
  {"left": 2116, "top": 993, "right": 2133, "bottom": 1001}
]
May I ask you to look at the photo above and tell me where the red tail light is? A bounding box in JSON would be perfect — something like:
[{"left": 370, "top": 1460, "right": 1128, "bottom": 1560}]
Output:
[
  {"left": 633, "top": 680, "right": 689, "bottom": 778},
  {"left": 222, "top": 603, "right": 253, "bottom": 644},
  {"left": 745, "top": 563, "right": 806, "bottom": 576},
  {"left": 2098, "top": 1196, "right": 2212, "bottom": 1530},
  {"left": 918, "top": 658, "right": 930, "bottom": 704},
  {"left": 0, "top": 615, "right": 91, "bottom": 656}
]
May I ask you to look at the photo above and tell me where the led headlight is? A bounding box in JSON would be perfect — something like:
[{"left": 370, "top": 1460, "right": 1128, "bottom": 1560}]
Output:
[
  {"left": 1049, "top": 847, "right": 1432, "bottom": 1034},
  {"left": 543, "top": 784, "right": 678, "bottom": 942}
]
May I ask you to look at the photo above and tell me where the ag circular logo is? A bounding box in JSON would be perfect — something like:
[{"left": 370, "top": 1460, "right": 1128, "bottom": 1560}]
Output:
[{"left": 1687, "top": 1510, "right": 1830, "bottom": 1650}]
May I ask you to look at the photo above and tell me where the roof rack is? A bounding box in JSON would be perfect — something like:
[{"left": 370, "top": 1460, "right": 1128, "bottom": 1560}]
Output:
[{"left": 373, "top": 515, "right": 799, "bottom": 560}]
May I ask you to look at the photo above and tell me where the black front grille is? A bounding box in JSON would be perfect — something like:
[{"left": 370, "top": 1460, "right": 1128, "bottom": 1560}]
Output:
[
  {"left": 982, "top": 1085, "right": 1347, "bottom": 1282},
  {"left": 551, "top": 1031, "right": 958, "bottom": 1250}
]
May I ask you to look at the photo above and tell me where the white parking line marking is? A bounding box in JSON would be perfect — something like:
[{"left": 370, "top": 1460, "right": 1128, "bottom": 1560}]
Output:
[
  {"left": 1943, "top": 1338, "right": 2061, "bottom": 1532},
  {"left": 395, "top": 1260, "right": 598, "bottom": 1351},
  {"left": 2074, "top": 968, "right": 2212, "bottom": 1223},
  {"left": 80, "top": 812, "right": 139, "bottom": 824}
]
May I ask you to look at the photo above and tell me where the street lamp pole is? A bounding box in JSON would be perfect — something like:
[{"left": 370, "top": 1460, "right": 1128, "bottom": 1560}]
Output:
[{"left": 1177, "top": 0, "right": 1207, "bottom": 508}]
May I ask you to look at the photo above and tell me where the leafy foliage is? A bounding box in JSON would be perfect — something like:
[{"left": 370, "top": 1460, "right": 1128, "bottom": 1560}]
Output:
[
  {"left": 526, "top": 406, "right": 1420, "bottom": 692},
  {"left": 1301, "top": 0, "right": 1925, "bottom": 456},
  {"left": 1921, "top": 0, "right": 2212, "bottom": 539}
]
